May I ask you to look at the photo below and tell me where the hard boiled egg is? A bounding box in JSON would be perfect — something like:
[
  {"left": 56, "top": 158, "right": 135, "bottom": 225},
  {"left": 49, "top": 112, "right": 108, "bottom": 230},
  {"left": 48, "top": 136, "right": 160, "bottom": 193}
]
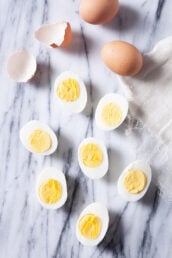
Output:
[
  {"left": 76, "top": 202, "right": 109, "bottom": 246},
  {"left": 54, "top": 71, "right": 87, "bottom": 113},
  {"left": 20, "top": 120, "right": 58, "bottom": 155},
  {"left": 101, "top": 41, "right": 143, "bottom": 76},
  {"left": 78, "top": 137, "right": 108, "bottom": 179},
  {"left": 95, "top": 93, "right": 128, "bottom": 131},
  {"left": 35, "top": 21, "right": 72, "bottom": 48},
  {"left": 36, "top": 167, "right": 67, "bottom": 209},
  {"left": 79, "top": 0, "right": 119, "bottom": 24},
  {"left": 117, "top": 160, "right": 152, "bottom": 202}
]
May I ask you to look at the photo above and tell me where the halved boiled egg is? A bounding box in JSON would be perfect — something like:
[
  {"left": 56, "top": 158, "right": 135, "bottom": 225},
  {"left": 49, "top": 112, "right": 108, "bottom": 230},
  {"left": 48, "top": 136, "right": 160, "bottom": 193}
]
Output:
[
  {"left": 78, "top": 137, "right": 108, "bottom": 179},
  {"left": 36, "top": 167, "right": 67, "bottom": 209},
  {"left": 7, "top": 49, "right": 37, "bottom": 82},
  {"left": 35, "top": 21, "right": 72, "bottom": 48},
  {"left": 117, "top": 160, "right": 152, "bottom": 202},
  {"left": 54, "top": 71, "right": 87, "bottom": 113},
  {"left": 76, "top": 202, "right": 109, "bottom": 246},
  {"left": 20, "top": 120, "right": 58, "bottom": 155},
  {"left": 95, "top": 93, "right": 128, "bottom": 131}
]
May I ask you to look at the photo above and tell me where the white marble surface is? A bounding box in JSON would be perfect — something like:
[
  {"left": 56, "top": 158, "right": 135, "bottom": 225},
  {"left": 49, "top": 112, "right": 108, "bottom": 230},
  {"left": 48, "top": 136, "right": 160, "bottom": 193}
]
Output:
[{"left": 0, "top": 0, "right": 172, "bottom": 257}]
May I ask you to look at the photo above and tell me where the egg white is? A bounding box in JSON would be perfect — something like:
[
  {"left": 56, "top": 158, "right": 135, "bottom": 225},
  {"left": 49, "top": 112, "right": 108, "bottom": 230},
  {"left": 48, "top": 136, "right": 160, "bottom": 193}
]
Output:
[
  {"left": 95, "top": 93, "right": 128, "bottom": 131},
  {"left": 36, "top": 167, "right": 67, "bottom": 209},
  {"left": 76, "top": 202, "right": 109, "bottom": 246},
  {"left": 54, "top": 71, "right": 87, "bottom": 113},
  {"left": 20, "top": 120, "right": 58, "bottom": 155},
  {"left": 117, "top": 160, "right": 152, "bottom": 202},
  {"left": 78, "top": 137, "right": 109, "bottom": 179}
]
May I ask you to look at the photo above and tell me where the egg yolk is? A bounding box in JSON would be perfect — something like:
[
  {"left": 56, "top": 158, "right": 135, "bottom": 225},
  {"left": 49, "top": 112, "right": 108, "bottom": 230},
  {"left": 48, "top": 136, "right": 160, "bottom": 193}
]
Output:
[
  {"left": 29, "top": 129, "right": 52, "bottom": 153},
  {"left": 124, "top": 169, "right": 147, "bottom": 194},
  {"left": 57, "top": 78, "right": 80, "bottom": 102},
  {"left": 80, "top": 143, "right": 103, "bottom": 167},
  {"left": 79, "top": 214, "right": 102, "bottom": 240},
  {"left": 39, "top": 179, "right": 62, "bottom": 204},
  {"left": 101, "top": 102, "right": 122, "bottom": 127}
]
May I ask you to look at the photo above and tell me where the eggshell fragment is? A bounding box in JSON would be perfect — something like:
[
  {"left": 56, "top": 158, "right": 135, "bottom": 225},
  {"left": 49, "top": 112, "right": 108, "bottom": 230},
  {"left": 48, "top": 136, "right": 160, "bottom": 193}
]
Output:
[
  {"left": 101, "top": 41, "right": 143, "bottom": 76},
  {"left": 35, "top": 22, "right": 72, "bottom": 48},
  {"left": 79, "top": 0, "right": 119, "bottom": 24},
  {"left": 7, "top": 49, "right": 37, "bottom": 82}
]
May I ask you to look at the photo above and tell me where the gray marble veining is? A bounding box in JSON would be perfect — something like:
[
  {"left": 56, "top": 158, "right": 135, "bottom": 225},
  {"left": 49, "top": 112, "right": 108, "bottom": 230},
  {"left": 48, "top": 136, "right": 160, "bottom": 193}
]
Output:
[{"left": 0, "top": 0, "right": 172, "bottom": 257}]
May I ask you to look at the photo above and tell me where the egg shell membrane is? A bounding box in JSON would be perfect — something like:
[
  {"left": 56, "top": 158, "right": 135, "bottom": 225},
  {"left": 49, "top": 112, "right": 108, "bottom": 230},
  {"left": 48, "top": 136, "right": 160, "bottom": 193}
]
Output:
[
  {"left": 54, "top": 71, "right": 87, "bottom": 113},
  {"left": 7, "top": 49, "right": 37, "bottom": 82},
  {"left": 117, "top": 160, "right": 152, "bottom": 202},
  {"left": 35, "top": 22, "right": 72, "bottom": 48},
  {"left": 76, "top": 202, "right": 109, "bottom": 246},
  {"left": 20, "top": 120, "right": 58, "bottom": 155},
  {"left": 36, "top": 167, "right": 67, "bottom": 209},
  {"left": 95, "top": 93, "right": 128, "bottom": 131},
  {"left": 78, "top": 137, "right": 109, "bottom": 179}
]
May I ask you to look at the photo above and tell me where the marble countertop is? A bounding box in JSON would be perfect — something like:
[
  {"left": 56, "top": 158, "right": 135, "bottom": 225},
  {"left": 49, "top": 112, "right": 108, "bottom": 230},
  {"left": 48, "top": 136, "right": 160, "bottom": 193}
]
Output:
[{"left": 0, "top": 0, "right": 172, "bottom": 257}]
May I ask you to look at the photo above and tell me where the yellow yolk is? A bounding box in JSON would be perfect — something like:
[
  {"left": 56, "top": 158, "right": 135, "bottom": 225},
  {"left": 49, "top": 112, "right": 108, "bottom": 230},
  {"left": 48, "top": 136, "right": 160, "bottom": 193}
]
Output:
[
  {"left": 57, "top": 78, "right": 80, "bottom": 102},
  {"left": 28, "top": 129, "right": 52, "bottom": 153},
  {"left": 124, "top": 169, "right": 147, "bottom": 194},
  {"left": 39, "top": 179, "right": 62, "bottom": 204},
  {"left": 80, "top": 143, "right": 103, "bottom": 167},
  {"left": 79, "top": 214, "right": 102, "bottom": 240},
  {"left": 101, "top": 102, "right": 123, "bottom": 127}
]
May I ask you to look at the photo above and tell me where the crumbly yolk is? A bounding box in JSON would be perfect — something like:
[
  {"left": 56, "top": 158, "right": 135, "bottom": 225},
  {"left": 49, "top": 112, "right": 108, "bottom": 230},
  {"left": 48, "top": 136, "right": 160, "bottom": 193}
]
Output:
[
  {"left": 79, "top": 214, "right": 102, "bottom": 240},
  {"left": 80, "top": 143, "right": 103, "bottom": 167},
  {"left": 28, "top": 129, "right": 51, "bottom": 153},
  {"left": 124, "top": 169, "right": 147, "bottom": 194},
  {"left": 101, "top": 102, "right": 123, "bottom": 127},
  {"left": 39, "top": 179, "right": 62, "bottom": 204},
  {"left": 57, "top": 78, "right": 80, "bottom": 102}
]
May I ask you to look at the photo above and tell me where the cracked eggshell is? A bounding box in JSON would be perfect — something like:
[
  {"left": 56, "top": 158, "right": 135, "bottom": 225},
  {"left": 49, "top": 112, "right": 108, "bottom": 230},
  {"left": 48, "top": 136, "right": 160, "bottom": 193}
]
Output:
[
  {"left": 7, "top": 49, "right": 37, "bottom": 82},
  {"left": 35, "top": 21, "right": 72, "bottom": 48}
]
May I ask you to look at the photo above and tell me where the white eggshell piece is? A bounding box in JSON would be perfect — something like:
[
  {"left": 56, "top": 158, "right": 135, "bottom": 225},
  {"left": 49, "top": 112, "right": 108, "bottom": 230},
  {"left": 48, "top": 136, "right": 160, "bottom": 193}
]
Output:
[
  {"left": 95, "top": 93, "right": 128, "bottom": 131},
  {"left": 54, "top": 71, "right": 87, "bottom": 114},
  {"left": 117, "top": 160, "right": 152, "bottom": 202},
  {"left": 78, "top": 137, "right": 109, "bottom": 179},
  {"left": 7, "top": 49, "right": 37, "bottom": 82},
  {"left": 36, "top": 167, "right": 67, "bottom": 210},
  {"left": 35, "top": 22, "right": 69, "bottom": 47},
  {"left": 20, "top": 120, "right": 58, "bottom": 155},
  {"left": 76, "top": 202, "right": 109, "bottom": 246}
]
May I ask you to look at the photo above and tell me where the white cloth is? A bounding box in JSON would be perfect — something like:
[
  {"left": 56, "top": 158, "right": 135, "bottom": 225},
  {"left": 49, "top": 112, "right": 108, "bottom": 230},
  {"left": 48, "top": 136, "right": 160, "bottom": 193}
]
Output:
[{"left": 120, "top": 37, "right": 172, "bottom": 148}]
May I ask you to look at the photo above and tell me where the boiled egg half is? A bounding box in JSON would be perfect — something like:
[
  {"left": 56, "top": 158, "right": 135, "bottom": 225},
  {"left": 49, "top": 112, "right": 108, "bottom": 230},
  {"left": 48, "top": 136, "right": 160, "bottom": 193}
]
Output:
[
  {"left": 54, "top": 71, "right": 87, "bottom": 113},
  {"left": 95, "top": 93, "right": 128, "bottom": 131},
  {"left": 76, "top": 202, "right": 109, "bottom": 246},
  {"left": 36, "top": 167, "right": 67, "bottom": 209},
  {"left": 20, "top": 120, "right": 58, "bottom": 155},
  {"left": 78, "top": 137, "right": 108, "bottom": 179},
  {"left": 117, "top": 160, "right": 152, "bottom": 202}
]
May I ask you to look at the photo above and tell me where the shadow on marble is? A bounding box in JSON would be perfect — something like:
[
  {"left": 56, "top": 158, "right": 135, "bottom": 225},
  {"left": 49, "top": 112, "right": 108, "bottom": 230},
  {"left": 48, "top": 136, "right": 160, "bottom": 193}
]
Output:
[
  {"left": 59, "top": 30, "right": 96, "bottom": 55},
  {"left": 52, "top": 129, "right": 73, "bottom": 160},
  {"left": 140, "top": 181, "right": 158, "bottom": 206},
  {"left": 97, "top": 209, "right": 124, "bottom": 256},
  {"left": 102, "top": 4, "right": 140, "bottom": 32},
  {"left": 29, "top": 61, "right": 55, "bottom": 88},
  {"left": 104, "top": 147, "right": 124, "bottom": 184},
  {"left": 82, "top": 80, "right": 102, "bottom": 117}
]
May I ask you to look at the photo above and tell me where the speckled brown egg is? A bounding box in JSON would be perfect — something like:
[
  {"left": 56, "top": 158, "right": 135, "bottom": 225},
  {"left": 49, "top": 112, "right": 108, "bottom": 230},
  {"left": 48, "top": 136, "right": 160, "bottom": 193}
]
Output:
[
  {"left": 101, "top": 41, "right": 143, "bottom": 76},
  {"left": 79, "top": 0, "right": 119, "bottom": 25}
]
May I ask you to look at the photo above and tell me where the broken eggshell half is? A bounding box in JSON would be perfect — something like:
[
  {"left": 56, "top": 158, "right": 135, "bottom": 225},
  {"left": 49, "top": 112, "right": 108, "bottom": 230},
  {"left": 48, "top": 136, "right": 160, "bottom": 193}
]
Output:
[
  {"left": 34, "top": 21, "right": 72, "bottom": 48},
  {"left": 7, "top": 49, "right": 37, "bottom": 83}
]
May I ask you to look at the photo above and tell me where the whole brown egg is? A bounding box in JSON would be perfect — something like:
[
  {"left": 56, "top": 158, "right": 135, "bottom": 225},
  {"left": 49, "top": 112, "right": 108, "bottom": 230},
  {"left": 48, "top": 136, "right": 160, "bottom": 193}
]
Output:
[
  {"left": 101, "top": 41, "right": 143, "bottom": 76},
  {"left": 79, "top": 0, "right": 119, "bottom": 25}
]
